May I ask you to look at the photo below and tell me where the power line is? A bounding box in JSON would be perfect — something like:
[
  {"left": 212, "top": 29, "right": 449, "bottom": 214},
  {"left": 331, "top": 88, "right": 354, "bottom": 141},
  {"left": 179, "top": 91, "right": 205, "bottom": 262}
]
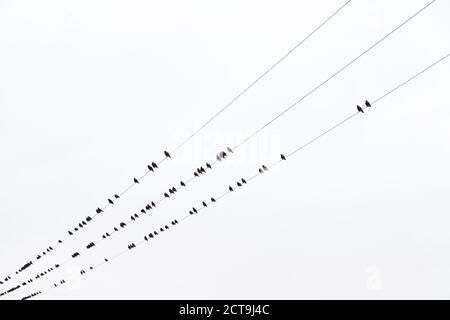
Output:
[
  {"left": 0, "top": 0, "right": 352, "bottom": 287},
  {"left": 16, "top": 52, "right": 449, "bottom": 300}
]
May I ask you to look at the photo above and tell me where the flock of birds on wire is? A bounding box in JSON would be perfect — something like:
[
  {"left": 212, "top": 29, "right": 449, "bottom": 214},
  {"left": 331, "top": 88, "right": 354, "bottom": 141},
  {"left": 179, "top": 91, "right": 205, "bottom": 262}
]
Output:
[{"left": 0, "top": 0, "right": 448, "bottom": 299}]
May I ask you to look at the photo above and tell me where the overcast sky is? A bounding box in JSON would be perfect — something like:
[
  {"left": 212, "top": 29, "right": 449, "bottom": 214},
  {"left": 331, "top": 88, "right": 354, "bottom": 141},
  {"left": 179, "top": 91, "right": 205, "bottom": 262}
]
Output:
[{"left": 1, "top": 0, "right": 449, "bottom": 299}]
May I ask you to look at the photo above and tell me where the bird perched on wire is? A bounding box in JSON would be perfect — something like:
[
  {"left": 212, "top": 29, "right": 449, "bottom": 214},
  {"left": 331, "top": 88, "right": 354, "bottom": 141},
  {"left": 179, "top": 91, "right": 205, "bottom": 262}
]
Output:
[
  {"left": 202, "top": 201, "right": 207, "bottom": 207},
  {"left": 147, "top": 165, "right": 154, "bottom": 172},
  {"left": 262, "top": 165, "right": 269, "bottom": 171},
  {"left": 229, "top": 186, "right": 234, "bottom": 192},
  {"left": 200, "top": 167, "right": 206, "bottom": 174},
  {"left": 206, "top": 162, "right": 212, "bottom": 169},
  {"left": 108, "top": 199, "right": 114, "bottom": 205},
  {"left": 216, "top": 154, "right": 222, "bottom": 162},
  {"left": 96, "top": 208, "right": 103, "bottom": 214},
  {"left": 68, "top": 231, "right": 73, "bottom": 236},
  {"left": 151, "top": 201, "right": 156, "bottom": 207},
  {"left": 141, "top": 209, "right": 146, "bottom": 214},
  {"left": 169, "top": 188, "right": 174, "bottom": 195},
  {"left": 145, "top": 204, "right": 151, "bottom": 210},
  {"left": 131, "top": 216, "right": 135, "bottom": 221},
  {"left": 164, "top": 151, "right": 171, "bottom": 158},
  {"left": 86, "top": 216, "right": 92, "bottom": 222},
  {"left": 151, "top": 162, "right": 158, "bottom": 169},
  {"left": 171, "top": 187, "right": 177, "bottom": 193},
  {"left": 193, "top": 207, "right": 198, "bottom": 214},
  {"left": 211, "top": 197, "right": 216, "bottom": 203},
  {"left": 227, "top": 147, "right": 233, "bottom": 153},
  {"left": 114, "top": 194, "right": 120, "bottom": 199},
  {"left": 134, "top": 213, "right": 139, "bottom": 219},
  {"left": 259, "top": 168, "right": 264, "bottom": 174},
  {"left": 237, "top": 181, "right": 242, "bottom": 187},
  {"left": 281, "top": 154, "right": 286, "bottom": 161},
  {"left": 164, "top": 192, "right": 170, "bottom": 198},
  {"left": 194, "top": 171, "right": 199, "bottom": 177},
  {"left": 180, "top": 181, "right": 186, "bottom": 187},
  {"left": 357, "top": 105, "right": 364, "bottom": 113},
  {"left": 365, "top": 100, "right": 372, "bottom": 108},
  {"left": 134, "top": 177, "right": 139, "bottom": 184},
  {"left": 241, "top": 178, "right": 247, "bottom": 184}
]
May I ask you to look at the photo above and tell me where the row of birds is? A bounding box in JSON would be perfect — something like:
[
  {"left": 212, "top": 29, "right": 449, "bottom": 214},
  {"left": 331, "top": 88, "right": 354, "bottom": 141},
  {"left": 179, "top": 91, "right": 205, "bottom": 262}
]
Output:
[{"left": 1, "top": 148, "right": 236, "bottom": 297}]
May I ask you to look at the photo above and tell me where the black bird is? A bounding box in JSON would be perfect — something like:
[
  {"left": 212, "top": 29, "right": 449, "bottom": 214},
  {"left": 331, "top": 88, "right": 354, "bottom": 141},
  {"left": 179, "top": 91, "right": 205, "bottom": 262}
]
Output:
[
  {"left": 262, "top": 165, "right": 269, "bottom": 171},
  {"left": 357, "top": 105, "right": 364, "bottom": 113},
  {"left": 180, "top": 181, "right": 186, "bottom": 188},
  {"left": 189, "top": 210, "right": 193, "bottom": 215},
  {"left": 134, "top": 213, "right": 139, "bottom": 218},
  {"left": 152, "top": 162, "right": 158, "bottom": 169},
  {"left": 114, "top": 227, "right": 119, "bottom": 232},
  {"left": 227, "top": 147, "right": 233, "bottom": 153},
  {"left": 104, "top": 258, "right": 109, "bottom": 262},
  {"left": 108, "top": 199, "right": 114, "bottom": 205},
  {"left": 154, "top": 231, "right": 158, "bottom": 236},
  {"left": 206, "top": 162, "right": 212, "bottom": 169},
  {"left": 169, "top": 189, "right": 174, "bottom": 194},
  {"left": 365, "top": 100, "right": 372, "bottom": 108},
  {"left": 216, "top": 154, "right": 222, "bottom": 162},
  {"left": 221, "top": 151, "right": 227, "bottom": 158},
  {"left": 74, "top": 227, "right": 78, "bottom": 231},
  {"left": 211, "top": 197, "right": 216, "bottom": 202},
  {"left": 82, "top": 220, "right": 87, "bottom": 225},
  {"left": 79, "top": 223, "right": 83, "bottom": 228},
  {"left": 86, "top": 216, "right": 92, "bottom": 222},
  {"left": 281, "top": 154, "right": 286, "bottom": 161},
  {"left": 151, "top": 201, "right": 156, "bottom": 207},
  {"left": 141, "top": 209, "right": 146, "bottom": 214},
  {"left": 164, "top": 151, "right": 171, "bottom": 158},
  {"left": 193, "top": 207, "right": 198, "bottom": 214},
  {"left": 165, "top": 225, "right": 169, "bottom": 230},
  {"left": 96, "top": 208, "right": 103, "bottom": 214},
  {"left": 114, "top": 194, "right": 120, "bottom": 199},
  {"left": 120, "top": 222, "right": 126, "bottom": 228},
  {"left": 131, "top": 216, "right": 135, "bottom": 221},
  {"left": 149, "top": 233, "right": 154, "bottom": 238},
  {"left": 147, "top": 165, "right": 154, "bottom": 172},
  {"left": 241, "top": 178, "right": 247, "bottom": 184},
  {"left": 171, "top": 221, "right": 176, "bottom": 225},
  {"left": 144, "top": 236, "right": 148, "bottom": 241},
  {"left": 68, "top": 231, "right": 73, "bottom": 236},
  {"left": 164, "top": 192, "right": 170, "bottom": 198},
  {"left": 194, "top": 172, "right": 199, "bottom": 177},
  {"left": 229, "top": 186, "right": 234, "bottom": 192},
  {"left": 106, "top": 233, "right": 110, "bottom": 237},
  {"left": 259, "top": 168, "right": 264, "bottom": 174},
  {"left": 160, "top": 228, "right": 164, "bottom": 232},
  {"left": 200, "top": 167, "right": 206, "bottom": 173},
  {"left": 58, "top": 240, "right": 62, "bottom": 244},
  {"left": 174, "top": 219, "right": 178, "bottom": 224},
  {"left": 134, "top": 177, "right": 139, "bottom": 184},
  {"left": 202, "top": 201, "right": 207, "bottom": 208},
  {"left": 237, "top": 181, "right": 242, "bottom": 187},
  {"left": 145, "top": 204, "right": 151, "bottom": 210},
  {"left": 37, "top": 255, "right": 41, "bottom": 260},
  {"left": 102, "top": 235, "right": 106, "bottom": 239},
  {"left": 172, "top": 187, "right": 177, "bottom": 193},
  {"left": 197, "top": 168, "right": 202, "bottom": 175}
]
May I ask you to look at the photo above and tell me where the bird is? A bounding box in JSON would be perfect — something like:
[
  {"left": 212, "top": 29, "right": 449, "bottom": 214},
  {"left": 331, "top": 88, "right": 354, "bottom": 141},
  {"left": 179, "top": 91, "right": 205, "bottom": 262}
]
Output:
[
  {"left": 241, "top": 178, "right": 247, "bottom": 184},
  {"left": 160, "top": 228, "right": 164, "bottom": 232},
  {"left": 58, "top": 240, "right": 62, "bottom": 244},
  {"left": 365, "top": 100, "right": 372, "bottom": 108},
  {"left": 114, "top": 194, "right": 120, "bottom": 199},
  {"left": 165, "top": 225, "right": 169, "bottom": 230},
  {"left": 202, "top": 201, "right": 207, "bottom": 207},
  {"left": 82, "top": 221, "right": 87, "bottom": 225},
  {"left": 147, "top": 165, "right": 154, "bottom": 172},
  {"left": 164, "top": 192, "right": 170, "bottom": 198},
  {"left": 96, "top": 208, "right": 103, "bottom": 214},
  {"left": 141, "top": 209, "right": 146, "bottom": 214},
  {"left": 151, "top": 201, "right": 156, "bottom": 207},
  {"left": 102, "top": 235, "right": 106, "bottom": 239},
  {"left": 221, "top": 151, "right": 227, "bottom": 158},
  {"left": 164, "top": 151, "right": 171, "bottom": 158},
  {"left": 134, "top": 177, "right": 139, "bottom": 184},
  {"left": 79, "top": 223, "right": 83, "bottom": 228},
  {"left": 229, "top": 186, "right": 234, "bottom": 192},
  {"left": 114, "top": 227, "right": 119, "bottom": 232},
  {"left": 120, "top": 222, "right": 127, "bottom": 228},
  {"left": 216, "top": 154, "right": 222, "bottom": 162},
  {"left": 206, "top": 162, "right": 212, "bottom": 169},
  {"left": 197, "top": 168, "right": 202, "bottom": 175},
  {"left": 237, "top": 181, "right": 242, "bottom": 187},
  {"left": 149, "top": 233, "right": 154, "bottom": 238},
  {"left": 106, "top": 233, "right": 110, "bottom": 237},
  {"left": 281, "top": 154, "right": 286, "bottom": 161},
  {"left": 200, "top": 167, "right": 206, "bottom": 173},
  {"left": 211, "top": 197, "right": 216, "bottom": 202},
  {"left": 194, "top": 172, "right": 199, "bottom": 177},
  {"left": 357, "top": 105, "right": 364, "bottom": 113},
  {"left": 193, "top": 208, "right": 198, "bottom": 214},
  {"left": 131, "top": 216, "right": 135, "bottom": 221},
  {"left": 104, "top": 258, "right": 109, "bottom": 262},
  {"left": 172, "top": 187, "right": 177, "bottom": 193},
  {"left": 259, "top": 168, "right": 264, "bottom": 174},
  {"left": 108, "top": 199, "right": 114, "bottom": 205},
  {"left": 74, "top": 227, "right": 78, "bottom": 231},
  {"left": 169, "top": 189, "right": 174, "bottom": 195},
  {"left": 227, "top": 147, "right": 233, "bottom": 153},
  {"left": 134, "top": 213, "right": 139, "bottom": 218},
  {"left": 144, "top": 236, "right": 148, "bottom": 241},
  {"left": 68, "top": 231, "right": 73, "bottom": 236},
  {"left": 86, "top": 216, "right": 92, "bottom": 222},
  {"left": 180, "top": 181, "right": 186, "bottom": 187},
  {"left": 262, "top": 165, "right": 268, "bottom": 171},
  {"left": 152, "top": 162, "right": 158, "bottom": 169},
  {"left": 145, "top": 204, "right": 151, "bottom": 210}
]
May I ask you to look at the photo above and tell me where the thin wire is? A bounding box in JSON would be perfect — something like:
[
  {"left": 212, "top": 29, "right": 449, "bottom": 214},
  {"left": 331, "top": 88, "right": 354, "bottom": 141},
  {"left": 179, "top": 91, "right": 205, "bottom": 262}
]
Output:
[
  {"left": 169, "top": 0, "right": 352, "bottom": 154},
  {"left": 233, "top": 0, "right": 437, "bottom": 151}
]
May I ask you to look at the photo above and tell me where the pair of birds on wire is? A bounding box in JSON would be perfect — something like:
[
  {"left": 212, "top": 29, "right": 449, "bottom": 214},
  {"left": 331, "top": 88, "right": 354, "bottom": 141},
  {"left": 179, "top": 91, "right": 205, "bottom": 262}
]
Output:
[{"left": 357, "top": 100, "right": 372, "bottom": 113}]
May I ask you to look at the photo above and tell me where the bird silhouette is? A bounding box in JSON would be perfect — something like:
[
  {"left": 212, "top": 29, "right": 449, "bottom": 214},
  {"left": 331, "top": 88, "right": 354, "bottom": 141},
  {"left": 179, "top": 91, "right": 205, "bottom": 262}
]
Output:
[
  {"left": 74, "top": 227, "right": 79, "bottom": 231},
  {"left": 237, "top": 182, "right": 242, "bottom": 187},
  {"left": 86, "top": 216, "right": 92, "bottom": 222},
  {"left": 144, "top": 236, "right": 148, "bottom": 241},
  {"left": 211, "top": 197, "right": 216, "bottom": 202},
  {"left": 241, "top": 178, "right": 247, "bottom": 184},
  {"left": 134, "top": 178, "right": 139, "bottom": 184},
  {"left": 141, "top": 209, "right": 146, "bottom": 214},
  {"left": 200, "top": 167, "right": 206, "bottom": 173},
  {"left": 193, "top": 208, "right": 198, "bottom": 214},
  {"left": 102, "top": 235, "right": 106, "bottom": 239},
  {"left": 259, "top": 168, "right": 264, "bottom": 174},
  {"left": 58, "top": 240, "right": 62, "bottom": 244},
  {"left": 164, "top": 151, "right": 171, "bottom": 158},
  {"left": 206, "top": 162, "right": 212, "bottom": 169},
  {"left": 262, "top": 165, "right": 269, "bottom": 171},
  {"left": 216, "top": 154, "right": 222, "bottom": 162},
  {"left": 221, "top": 151, "right": 227, "bottom": 158},
  {"left": 194, "top": 172, "right": 199, "bottom": 177},
  {"left": 134, "top": 213, "right": 139, "bottom": 218},
  {"left": 108, "top": 199, "right": 114, "bottom": 205},
  {"left": 229, "top": 186, "right": 234, "bottom": 192},
  {"left": 82, "top": 221, "right": 87, "bottom": 225},
  {"left": 114, "top": 194, "right": 120, "bottom": 199},
  {"left": 68, "top": 231, "right": 73, "bottom": 236},
  {"left": 165, "top": 225, "right": 169, "bottom": 230},
  {"left": 149, "top": 233, "right": 154, "bottom": 238},
  {"left": 147, "top": 165, "right": 154, "bottom": 172},
  {"left": 164, "top": 192, "right": 170, "bottom": 198},
  {"left": 96, "top": 208, "right": 103, "bottom": 214},
  {"left": 357, "top": 105, "right": 364, "bottom": 113},
  {"left": 202, "top": 201, "right": 207, "bottom": 207},
  {"left": 131, "top": 216, "right": 135, "bottom": 221},
  {"left": 160, "top": 227, "right": 164, "bottom": 232},
  {"left": 120, "top": 222, "right": 127, "bottom": 228},
  {"left": 365, "top": 100, "right": 372, "bottom": 108},
  {"left": 152, "top": 162, "right": 158, "bottom": 169},
  {"left": 169, "top": 189, "right": 174, "bottom": 195},
  {"left": 180, "top": 181, "right": 186, "bottom": 187},
  {"left": 227, "top": 147, "right": 233, "bottom": 153},
  {"left": 79, "top": 223, "right": 83, "bottom": 228},
  {"left": 151, "top": 201, "right": 156, "bottom": 207},
  {"left": 281, "top": 154, "right": 286, "bottom": 161},
  {"left": 145, "top": 204, "right": 151, "bottom": 210},
  {"left": 172, "top": 187, "right": 177, "bottom": 193},
  {"left": 114, "top": 227, "right": 119, "bottom": 232}
]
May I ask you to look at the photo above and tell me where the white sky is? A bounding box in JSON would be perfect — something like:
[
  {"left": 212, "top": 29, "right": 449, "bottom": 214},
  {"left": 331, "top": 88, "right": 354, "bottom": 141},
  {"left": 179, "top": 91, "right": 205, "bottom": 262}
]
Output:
[{"left": 0, "top": 0, "right": 449, "bottom": 299}]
